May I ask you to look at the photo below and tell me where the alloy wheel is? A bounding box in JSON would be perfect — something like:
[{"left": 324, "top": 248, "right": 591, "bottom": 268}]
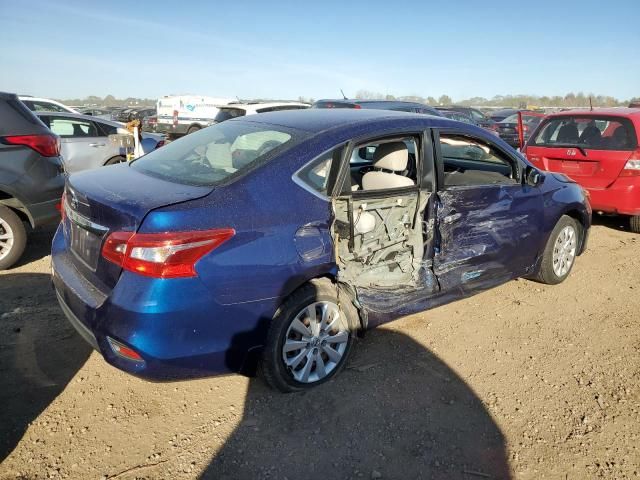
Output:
[
  {"left": 0, "top": 217, "right": 14, "bottom": 261},
  {"left": 282, "top": 301, "right": 349, "bottom": 384},
  {"left": 552, "top": 225, "right": 577, "bottom": 277}
]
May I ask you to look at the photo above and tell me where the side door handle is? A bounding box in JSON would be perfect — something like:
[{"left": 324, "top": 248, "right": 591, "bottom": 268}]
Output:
[{"left": 89, "top": 143, "right": 106, "bottom": 147}]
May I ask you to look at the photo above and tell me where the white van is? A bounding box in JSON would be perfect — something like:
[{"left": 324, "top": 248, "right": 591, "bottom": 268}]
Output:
[{"left": 156, "top": 95, "right": 235, "bottom": 136}]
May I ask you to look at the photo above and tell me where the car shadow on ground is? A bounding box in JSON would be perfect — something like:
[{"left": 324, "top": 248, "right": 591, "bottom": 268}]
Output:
[
  {"left": 0, "top": 272, "right": 92, "bottom": 462},
  {"left": 200, "top": 327, "right": 512, "bottom": 480},
  {"left": 591, "top": 213, "right": 634, "bottom": 233},
  {"left": 10, "top": 225, "right": 58, "bottom": 268}
]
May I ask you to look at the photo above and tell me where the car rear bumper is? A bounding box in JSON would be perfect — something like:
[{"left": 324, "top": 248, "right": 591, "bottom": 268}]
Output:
[
  {"left": 586, "top": 177, "right": 640, "bottom": 216},
  {"left": 51, "top": 225, "right": 275, "bottom": 380}
]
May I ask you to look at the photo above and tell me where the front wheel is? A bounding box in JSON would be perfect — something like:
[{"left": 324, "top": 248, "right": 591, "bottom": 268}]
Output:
[
  {"left": 261, "top": 280, "right": 356, "bottom": 392},
  {"left": 533, "top": 215, "right": 580, "bottom": 285},
  {"left": 186, "top": 125, "right": 201, "bottom": 135},
  {"left": 0, "top": 205, "right": 27, "bottom": 270}
]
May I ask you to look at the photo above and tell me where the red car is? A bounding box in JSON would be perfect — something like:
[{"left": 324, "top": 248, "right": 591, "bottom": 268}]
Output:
[{"left": 523, "top": 108, "right": 640, "bottom": 232}]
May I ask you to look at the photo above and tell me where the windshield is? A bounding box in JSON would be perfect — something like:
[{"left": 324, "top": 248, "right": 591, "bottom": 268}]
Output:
[
  {"left": 131, "top": 121, "right": 304, "bottom": 186},
  {"left": 531, "top": 115, "right": 637, "bottom": 151}
]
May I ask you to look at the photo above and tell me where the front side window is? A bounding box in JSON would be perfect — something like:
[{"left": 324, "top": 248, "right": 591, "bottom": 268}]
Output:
[
  {"left": 531, "top": 116, "right": 637, "bottom": 151},
  {"left": 440, "top": 134, "right": 518, "bottom": 187},
  {"left": 131, "top": 121, "right": 304, "bottom": 186}
]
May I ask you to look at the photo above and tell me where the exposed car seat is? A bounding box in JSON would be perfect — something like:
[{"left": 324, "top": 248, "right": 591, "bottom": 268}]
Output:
[
  {"left": 556, "top": 122, "right": 579, "bottom": 144},
  {"left": 362, "top": 142, "right": 415, "bottom": 190},
  {"left": 610, "top": 126, "right": 631, "bottom": 149},
  {"left": 579, "top": 123, "right": 601, "bottom": 146}
]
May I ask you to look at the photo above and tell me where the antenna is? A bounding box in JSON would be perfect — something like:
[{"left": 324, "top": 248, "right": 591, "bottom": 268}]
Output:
[
  {"left": 589, "top": 96, "right": 593, "bottom": 111},
  {"left": 340, "top": 89, "right": 347, "bottom": 100}
]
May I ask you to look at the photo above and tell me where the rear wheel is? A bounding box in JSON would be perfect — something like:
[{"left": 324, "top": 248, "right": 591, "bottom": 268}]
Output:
[
  {"left": 533, "top": 215, "right": 579, "bottom": 285},
  {"left": 0, "top": 205, "right": 27, "bottom": 270},
  {"left": 261, "top": 280, "right": 356, "bottom": 392},
  {"left": 104, "top": 155, "right": 126, "bottom": 166},
  {"left": 630, "top": 215, "right": 640, "bottom": 234},
  {"left": 186, "top": 125, "right": 201, "bottom": 135}
]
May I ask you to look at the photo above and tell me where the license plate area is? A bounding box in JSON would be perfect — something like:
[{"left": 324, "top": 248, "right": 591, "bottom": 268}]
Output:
[{"left": 66, "top": 204, "right": 108, "bottom": 271}]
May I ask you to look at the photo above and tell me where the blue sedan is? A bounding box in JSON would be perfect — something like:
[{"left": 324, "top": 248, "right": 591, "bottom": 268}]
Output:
[{"left": 52, "top": 109, "right": 591, "bottom": 392}]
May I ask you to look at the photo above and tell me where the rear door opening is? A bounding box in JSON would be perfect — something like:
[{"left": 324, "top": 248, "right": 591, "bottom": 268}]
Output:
[{"left": 330, "top": 134, "right": 437, "bottom": 314}]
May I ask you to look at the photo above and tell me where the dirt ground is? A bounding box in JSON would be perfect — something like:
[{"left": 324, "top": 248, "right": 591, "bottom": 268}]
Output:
[{"left": 1, "top": 218, "right": 639, "bottom": 480}]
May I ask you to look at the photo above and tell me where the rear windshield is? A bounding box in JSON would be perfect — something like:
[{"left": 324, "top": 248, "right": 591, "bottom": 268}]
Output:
[
  {"left": 501, "top": 113, "right": 543, "bottom": 125},
  {"left": 531, "top": 115, "right": 637, "bottom": 151},
  {"left": 131, "top": 121, "right": 305, "bottom": 186},
  {"left": 214, "top": 108, "right": 246, "bottom": 122}
]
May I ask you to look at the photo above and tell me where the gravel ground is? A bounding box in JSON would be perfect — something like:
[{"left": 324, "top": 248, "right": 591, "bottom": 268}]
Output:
[{"left": 1, "top": 218, "right": 639, "bottom": 480}]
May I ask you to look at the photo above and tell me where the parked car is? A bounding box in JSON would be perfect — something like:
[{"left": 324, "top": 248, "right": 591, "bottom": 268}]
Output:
[
  {"left": 0, "top": 92, "right": 64, "bottom": 269},
  {"left": 435, "top": 105, "right": 497, "bottom": 130},
  {"left": 142, "top": 115, "right": 158, "bottom": 133},
  {"left": 37, "top": 112, "right": 165, "bottom": 173},
  {"left": 213, "top": 101, "right": 309, "bottom": 123},
  {"left": 523, "top": 108, "right": 640, "bottom": 232},
  {"left": 115, "top": 108, "right": 137, "bottom": 122},
  {"left": 489, "top": 108, "right": 519, "bottom": 122},
  {"left": 19, "top": 96, "right": 78, "bottom": 114},
  {"left": 312, "top": 99, "right": 442, "bottom": 116},
  {"left": 52, "top": 109, "right": 590, "bottom": 392},
  {"left": 78, "top": 108, "right": 112, "bottom": 119},
  {"left": 496, "top": 112, "right": 544, "bottom": 148},
  {"left": 129, "top": 108, "right": 156, "bottom": 123}
]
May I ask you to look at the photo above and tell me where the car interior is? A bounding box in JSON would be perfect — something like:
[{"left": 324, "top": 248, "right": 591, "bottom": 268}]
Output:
[
  {"left": 439, "top": 134, "right": 519, "bottom": 187},
  {"left": 534, "top": 117, "right": 636, "bottom": 150},
  {"left": 332, "top": 137, "right": 428, "bottom": 291}
]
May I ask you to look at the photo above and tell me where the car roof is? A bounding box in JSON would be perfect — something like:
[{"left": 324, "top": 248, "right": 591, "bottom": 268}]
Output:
[
  {"left": 547, "top": 107, "right": 640, "bottom": 118},
  {"left": 315, "top": 99, "right": 430, "bottom": 108},
  {"left": 35, "top": 111, "right": 124, "bottom": 127},
  {"left": 221, "top": 102, "right": 309, "bottom": 111},
  {"left": 229, "top": 108, "right": 461, "bottom": 134}
]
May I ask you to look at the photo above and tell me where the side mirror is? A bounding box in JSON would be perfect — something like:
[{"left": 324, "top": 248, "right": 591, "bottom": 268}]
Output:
[{"left": 525, "top": 166, "right": 544, "bottom": 187}]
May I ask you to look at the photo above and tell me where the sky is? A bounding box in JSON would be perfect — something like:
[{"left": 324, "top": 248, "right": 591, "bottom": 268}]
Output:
[{"left": 1, "top": 0, "right": 639, "bottom": 102}]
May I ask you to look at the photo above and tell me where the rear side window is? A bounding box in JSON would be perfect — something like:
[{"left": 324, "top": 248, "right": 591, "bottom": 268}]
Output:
[
  {"left": 532, "top": 116, "right": 637, "bottom": 151},
  {"left": 131, "top": 121, "right": 305, "bottom": 186},
  {"left": 47, "top": 118, "right": 99, "bottom": 137}
]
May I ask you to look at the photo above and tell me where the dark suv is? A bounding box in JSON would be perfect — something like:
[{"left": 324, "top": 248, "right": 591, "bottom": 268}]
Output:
[{"left": 0, "top": 92, "right": 64, "bottom": 269}]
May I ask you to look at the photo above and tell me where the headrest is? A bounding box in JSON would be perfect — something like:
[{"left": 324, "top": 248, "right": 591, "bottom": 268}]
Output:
[{"left": 372, "top": 142, "right": 408, "bottom": 171}]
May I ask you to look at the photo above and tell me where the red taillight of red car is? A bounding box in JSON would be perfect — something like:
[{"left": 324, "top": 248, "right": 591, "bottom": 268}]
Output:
[
  {"left": 102, "top": 228, "right": 235, "bottom": 278},
  {"left": 619, "top": 150, "right": 640, "bottom": 177},
  {"left": 154, "top": 140, "right": 166, "bottom": 149},
  {"left": 1, "top": 134, "right": 60, "bottom": 157}
]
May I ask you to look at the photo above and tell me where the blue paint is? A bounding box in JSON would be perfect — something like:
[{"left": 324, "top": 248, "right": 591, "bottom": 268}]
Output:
[{"left": 52, "top": 109, "right": 591, "bottom": 381}]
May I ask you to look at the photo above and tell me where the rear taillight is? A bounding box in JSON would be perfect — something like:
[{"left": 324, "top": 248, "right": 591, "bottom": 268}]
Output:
[
  {"left": 154, "top": 140, "right": 165, "bottom": 149},
  {"left": 1, "top": 134, "right": 60, "bottom": 157},
  {"left": 619, "top": 150, "right": 640, "bottom": 177},
  {"left": 353, "top": 104, "right": 361, "bottom": 109},
  {"left": 102, "top": 229, "right": 235, "bottom": 278}
]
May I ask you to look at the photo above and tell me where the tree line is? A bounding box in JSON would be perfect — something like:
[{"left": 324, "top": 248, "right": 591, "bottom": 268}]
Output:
[
  {"left": 354, "top": 90, "right": 639, "bottom": 108},
  {"left": 60, "top": 92, "right": 639, "bottom": 109}
]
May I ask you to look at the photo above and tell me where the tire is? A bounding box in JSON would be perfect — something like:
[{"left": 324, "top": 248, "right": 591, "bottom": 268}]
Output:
[
  {"left": 186, "top": 125, "right": 201, "bottom": 135},
  {"left": 261, "top": 279, "right": 357, "bottom": 392},
  {"left": 630, "top": 215, "right": 640, "bottom": 234},
  {"left": 104, "top": 155, "right": 126, "bottom": 166},
  {"left": 0, "top": 205, "right": 27, "bottom": 270},
  {"left": 532, "top": 215, "right": 580, "bottom": 285}
]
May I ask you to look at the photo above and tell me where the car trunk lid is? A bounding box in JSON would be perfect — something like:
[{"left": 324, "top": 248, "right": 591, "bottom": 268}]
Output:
[{"left": 63, "top": 164, "right": 211, "bottom": 289}]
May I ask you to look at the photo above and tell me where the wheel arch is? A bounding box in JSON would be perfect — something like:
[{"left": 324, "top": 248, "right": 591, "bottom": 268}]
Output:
[
  {"left": 0, "top": 188, "right": 33, "bottom": 227},
  {"left": 562, "top": 208, "right": 589, "bottom": 255}
]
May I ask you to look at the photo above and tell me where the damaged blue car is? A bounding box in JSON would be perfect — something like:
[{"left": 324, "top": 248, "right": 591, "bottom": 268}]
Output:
[{"left": 52, "top": 109, "right": 591, "bottom": 392}]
